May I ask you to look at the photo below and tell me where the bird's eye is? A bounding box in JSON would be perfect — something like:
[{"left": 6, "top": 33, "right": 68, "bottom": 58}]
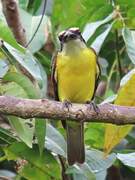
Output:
[
  {"left": 58, "top": 34, "right": 63, "bottom": 42},
  {"left": 58, "top": 31, "right": 66, "bottom": 42}
]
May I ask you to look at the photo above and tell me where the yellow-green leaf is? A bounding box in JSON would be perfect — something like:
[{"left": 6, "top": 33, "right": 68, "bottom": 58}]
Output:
[{"left": 104, "top": 70, "right": 135, "bottom": 156}]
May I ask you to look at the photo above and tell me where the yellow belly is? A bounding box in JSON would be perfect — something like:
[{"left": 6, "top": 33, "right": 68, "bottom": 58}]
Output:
[{"left": 57, "top": 48, "right": 97, "bottom": 103}]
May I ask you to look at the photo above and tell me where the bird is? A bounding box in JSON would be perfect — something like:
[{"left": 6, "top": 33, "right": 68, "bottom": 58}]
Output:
[{"left": 51, "top": 27, "right": 100, "bottom": 166}]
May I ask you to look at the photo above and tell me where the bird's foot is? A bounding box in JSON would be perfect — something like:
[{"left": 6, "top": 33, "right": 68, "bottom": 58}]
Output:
[
  {"left": 86, "top": 100, "right": 99, "bottom": 113},
  {"left": 63, "top": 99, "right": 72, "bottom": 111}
]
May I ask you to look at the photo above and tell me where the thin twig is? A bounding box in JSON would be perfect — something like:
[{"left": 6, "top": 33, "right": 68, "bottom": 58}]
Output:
[
  {"left": 105, "top": 60, "right": 117, "bottom": 96},
  {"left": 115, "top": 29, "right": 122, "bottom": 77}
]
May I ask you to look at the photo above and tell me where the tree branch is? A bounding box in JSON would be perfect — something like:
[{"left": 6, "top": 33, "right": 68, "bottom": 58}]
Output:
[
  {"left": 1, "top": 0, "right": 27, "bottom": 47},
  {"left": 0, "top": 96, "right": 135, "bottom": 125}
]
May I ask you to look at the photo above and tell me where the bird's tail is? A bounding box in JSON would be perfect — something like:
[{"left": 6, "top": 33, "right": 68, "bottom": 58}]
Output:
[{"left": 66, "top": 122, "right": 85, "bottom": 166}]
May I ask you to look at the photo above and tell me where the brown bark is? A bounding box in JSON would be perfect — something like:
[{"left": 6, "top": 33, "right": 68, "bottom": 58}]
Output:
[
  {"left": 0, "top": 96, "right": 135, "bottom": 125},
  {"left": 1, "top": 0, "right": 27, "bottom": 47}
]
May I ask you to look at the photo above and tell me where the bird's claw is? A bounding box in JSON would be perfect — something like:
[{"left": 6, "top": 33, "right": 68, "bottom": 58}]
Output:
[
  {"left": 63, "top": 99, "right": 72, "bottom": 111},
  {"left": 86, "top": 100, "right": 99, "bottom": 113}
]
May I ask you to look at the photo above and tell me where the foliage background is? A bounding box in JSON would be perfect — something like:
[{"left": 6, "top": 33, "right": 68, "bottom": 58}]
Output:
[{"left": 0, "top": 0, "right": 135, "bottom": 179}]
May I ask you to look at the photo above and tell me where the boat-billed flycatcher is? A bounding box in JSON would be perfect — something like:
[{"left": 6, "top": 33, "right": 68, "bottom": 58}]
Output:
[{"left": 51, "top": 27, "right": 100, "bottom": 166}]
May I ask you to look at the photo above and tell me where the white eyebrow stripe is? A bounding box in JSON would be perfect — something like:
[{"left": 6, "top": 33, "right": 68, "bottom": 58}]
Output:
[{"left": 69, "top": 27, "right": 79, "bottom": 31}]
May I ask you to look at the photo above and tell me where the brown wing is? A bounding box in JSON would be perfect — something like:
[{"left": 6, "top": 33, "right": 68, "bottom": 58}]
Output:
[
  {"left": 51, "top": 52, "right": 59, "bottom": 101},
  {"left": 51, "top": 52, "right": 66, "bottom": 129},
  {"left": 89, "top": 47, "right": 101, "bottom": 100}
]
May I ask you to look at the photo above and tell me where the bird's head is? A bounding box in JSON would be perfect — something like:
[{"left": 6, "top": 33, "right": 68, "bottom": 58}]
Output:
[
  {"left": 58, "top": 27, "right": 83, "bottom": 43},
  {"left": 58, "top": 27, "right": 86, "bottom": 53}
]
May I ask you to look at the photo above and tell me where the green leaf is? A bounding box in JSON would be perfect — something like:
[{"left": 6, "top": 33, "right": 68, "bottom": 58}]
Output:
[
  {"left": 0, "top": 58, "right": 10, "bottom": 78},
  {"left": 45, "top": 124, "right": 66, "bottom": 157},
  {"left": 0, "top": 41, "right": 47, "bottom": 95},
  {"left": 91, "top": 23, "right": 113, "bottom": 54},
  {"left": 101, "top": 94, "right": 117, "bottom": 104},
  {"left": 19, "top": 8, "right": 49, "bottom": 53},
  {"left": 0, "top": 19, "right": 25, "bottom": 53},
  {"left": 82, "top": 12, "right": 114, "bottom": 42},
  {"left": 85, "top": 150, "right": 116, "bottom": 172},
  {"left": 4, "top": 142, "right": 61, "bottom": 179},
  {"left": 77, "top": 163, "right": 96, "bottom": 180},
  {"left": 0, "top": 77, "right": 33, "bottom": 148},
  {"left": 66, "top": 164, "right": 96, "bottom": 180},
  {"left": 8, "top": 116, "right": 34, "bottom": 148},
  {"left": 0, "top": 127, "right": 16, "bottom": 145},
  {"left": 3, "top": 72, "right": 40, "bottom": 99},
  {"left": 85, "top": 123, "right": 105, "bottom": 149},
  {"left": 0, "top": 81, "right": 28, "bottom": 98},
  {"left": 35, "top": 118, "right": 46, "bottom": 155},
  {"left": 67, "top": 150, "right": 116, "bottom": 179},
  {"left": 66, "top": 166, "right": 82, "bottom": 174},
  {"left": 120, "top": 68, "right": 135, "bottom": 88},
  {"left": 117, "top": 153, "right": 135, "bottom": 168},
  {"left": 2, "top": 72, "right": 36, "bottom": 148},
  {"left": 122, "top": 27, "right": 135, "bottom": 64},
  {"left": 22, "top": 164, "right": 50, "bottom": 180},
  {"left": 73, "top": 174, "right": 87, "bottom": 180}
]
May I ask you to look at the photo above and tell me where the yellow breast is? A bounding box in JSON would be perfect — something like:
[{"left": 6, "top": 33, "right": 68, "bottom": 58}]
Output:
[{"left": 57, "top": 48, "right": 97, "bottom": 103}]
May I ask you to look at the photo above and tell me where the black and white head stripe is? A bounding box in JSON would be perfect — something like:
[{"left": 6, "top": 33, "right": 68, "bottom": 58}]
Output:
[{"left": 58, "top": 27, "right": 83, "bottom": 43}]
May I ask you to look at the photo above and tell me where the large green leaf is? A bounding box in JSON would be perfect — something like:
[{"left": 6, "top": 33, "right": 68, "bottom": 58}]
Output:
[
  {"left": 82, "top": 12, "right": 114, "bottom": 42},
  {"left": 0, "top": 127, "right": 16, "bottom": 145},
  {"left": 0, "top": 41, "right": 47, "bottom": 95},
  {"left": 67, "top": 150, "right": 116, "bottom": 180},
  {"left": 0, "top": 82, "right": 34, "bottom": 147},
  {"left": 19, "top": 8, "right": 49, "bottom": 53},
  {"left": 85, "top": 150, "right": 116, "bottom": 172},
  {"left": 91, "top": 23, "right": 113, "bottom": 54},
  {"left": 0, "top": 81, "right": 28, "bottom": 98},
  {"left": 117, "top": 153, "right": 135, "bottom": 168},
  {"left": 85, "top": 123, "right": 105, "bottom": 149},
  {"left": 1, "top": 72, "right": 37, "bottom": 147},
  {"left": 22, "top": 164, "right": 50, "bottom": 180},
  {"left": 35, "top": 118, "right": 46, "bottom": 155},
  {"left": 4, "top": 142, "right": 61, "bottom": 180},
  {"left": 45, "top": 124, "right": 66, "bottom": 157},
  {"left": 120, "top": 68, "right": 135, "bottom": 88},
  {"left": 9, "top": 116, "right": 34, "bottom": 148},
  {"left": 0, "top": 18, "right": 25, "bottom": 53},
  {"left": 122, "top": 27, "right": 135, "bottom": 64},
  {"left": 73, "top": 171, "right": 107, "bottom": 180},
  {"left": 3, "top": 72, "right": 40, "bottom": 99}
]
